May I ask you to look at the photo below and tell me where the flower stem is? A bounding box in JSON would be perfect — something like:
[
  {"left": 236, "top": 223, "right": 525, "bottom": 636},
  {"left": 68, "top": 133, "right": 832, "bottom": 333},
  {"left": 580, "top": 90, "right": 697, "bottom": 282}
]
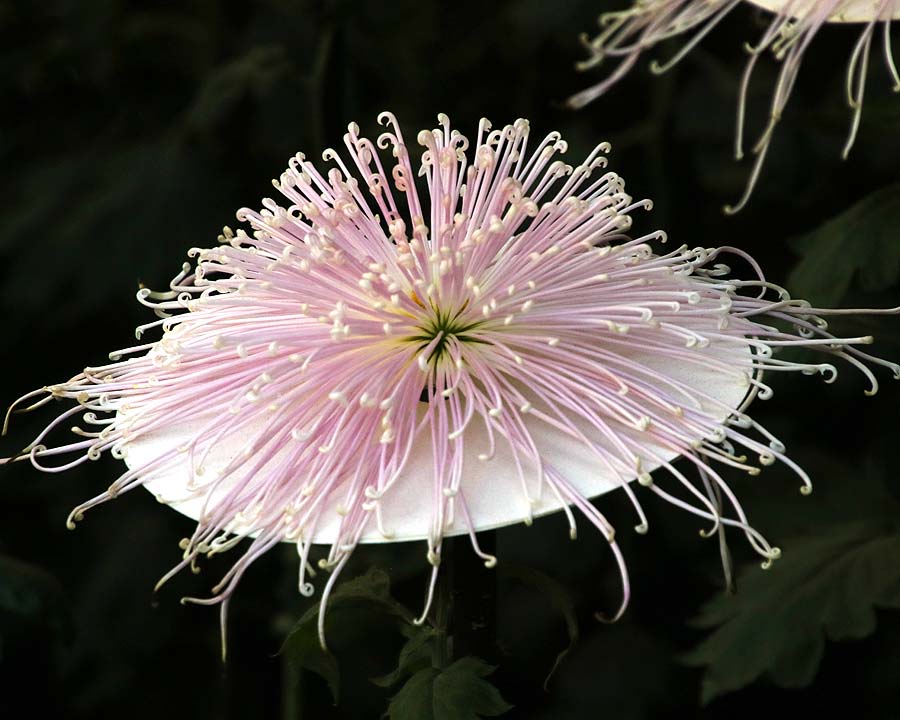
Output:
[
  {"left": 436, "top": 531, "right": 497, "bottom": 666},
  {"left": 433, "top": 541, "right": 453, "bottom": 669}
]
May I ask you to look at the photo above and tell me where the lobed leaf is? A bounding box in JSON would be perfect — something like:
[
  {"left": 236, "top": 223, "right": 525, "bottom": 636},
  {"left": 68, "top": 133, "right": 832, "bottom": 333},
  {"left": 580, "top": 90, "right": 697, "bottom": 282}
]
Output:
[
  {"left": 684, "top": 521, "right": 900, "bottom": 703},
  {"left": 386, "top": 657, "right": 512, "bottom": 720},
  {"left": 280, "top": 567, "right": 413, "bottom": 703}
]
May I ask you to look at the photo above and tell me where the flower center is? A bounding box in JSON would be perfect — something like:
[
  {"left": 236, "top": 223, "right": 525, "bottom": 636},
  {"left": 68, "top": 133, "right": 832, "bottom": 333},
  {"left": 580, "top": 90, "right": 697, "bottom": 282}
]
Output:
[
  {"left": 412, "top": 301, "right": 482, "bottom": 364},
  {"left": 401, "top": 294, "right": 486, "bottom": 377}
]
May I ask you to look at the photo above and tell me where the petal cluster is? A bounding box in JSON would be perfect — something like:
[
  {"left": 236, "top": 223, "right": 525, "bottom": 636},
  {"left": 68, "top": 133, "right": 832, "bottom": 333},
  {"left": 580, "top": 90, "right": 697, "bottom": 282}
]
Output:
[
  {"left": 570, "top": 0, "right": 900, "bottom": 212},
  {"left": 3, "top": 114, "right": 897, "bottom": 644}
]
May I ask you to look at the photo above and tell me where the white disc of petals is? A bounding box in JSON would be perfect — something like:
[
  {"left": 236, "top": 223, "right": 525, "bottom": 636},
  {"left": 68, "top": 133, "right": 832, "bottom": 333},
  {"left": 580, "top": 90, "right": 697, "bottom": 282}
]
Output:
[{"left": 126, "top": 335, "right": 751, "bottom": 544}]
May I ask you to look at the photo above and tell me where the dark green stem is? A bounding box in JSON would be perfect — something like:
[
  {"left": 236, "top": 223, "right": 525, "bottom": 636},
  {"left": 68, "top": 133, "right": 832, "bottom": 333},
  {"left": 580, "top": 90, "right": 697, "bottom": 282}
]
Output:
[
  {"left": 431, "top": 532, "right": 498, "bottom": 668},
  {"left": 433, "top": 540, "right": 454, "bottom": 669},
  {"left": 448, "top": 531, "right": 497, "bottom": 662}
]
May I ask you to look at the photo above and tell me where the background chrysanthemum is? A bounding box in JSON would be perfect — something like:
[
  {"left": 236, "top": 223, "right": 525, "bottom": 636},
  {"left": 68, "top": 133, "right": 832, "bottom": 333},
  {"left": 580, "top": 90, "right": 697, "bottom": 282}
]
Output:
[
  {"left": 570, "top": 0, "right": 900, "bottom": 212},
  {"left": 4, "top": 114, "right": 898, "bottom": 653}
]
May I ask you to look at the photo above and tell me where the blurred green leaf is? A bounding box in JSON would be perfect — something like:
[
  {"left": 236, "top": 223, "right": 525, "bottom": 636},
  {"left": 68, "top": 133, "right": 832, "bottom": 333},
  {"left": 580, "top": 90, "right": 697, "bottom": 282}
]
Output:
[
  {"left": 0, "top": 555, "right": 58, "bottom": 616},
  {"left": 0, "top": 554, "right": 67, "bottom": 661},
  {"left": 788, "top": 184, "right": 900, "bottom": 306},
  {"left": 685, "top": 521, "right": 900, "bottom": 704},
  {"left": 0, "top": 136, "right": 212, "bottom": 342},
  {"left": 524, "top": 618, "right": 687, "bottom": 720},
  {"left": 500, "top": 564, "right": 578, "bottom": 689},
  {"left": 280, "top": 567, "right": 412, "bottom": 703},
  {"left": 281, "top": 618, "right": 341, "bottom": 704},
  {"left": 386, "top": 657, "right": 511, "bottom": 720},
  {"left": 185, "top": 45, "right": 292, "bottom": 132}
]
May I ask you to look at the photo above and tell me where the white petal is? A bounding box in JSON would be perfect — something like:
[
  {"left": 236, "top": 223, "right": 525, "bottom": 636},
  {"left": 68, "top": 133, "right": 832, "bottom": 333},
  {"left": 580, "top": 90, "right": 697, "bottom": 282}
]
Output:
[
  {"left": 125, "top": 336, "right": 751, "bottom": 545},
  {"left": 745, "top": 0, "right": 900, "bottom": 23}
]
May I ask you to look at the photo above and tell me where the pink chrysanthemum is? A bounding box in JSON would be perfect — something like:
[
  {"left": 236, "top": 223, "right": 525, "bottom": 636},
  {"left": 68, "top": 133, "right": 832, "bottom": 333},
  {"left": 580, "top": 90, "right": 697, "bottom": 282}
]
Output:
[
  {"left": 569, "top": 0, "right": 900, "bottom": 212},
  {"left": 3, "top": 114, "right": 898, "bottom": 648}
]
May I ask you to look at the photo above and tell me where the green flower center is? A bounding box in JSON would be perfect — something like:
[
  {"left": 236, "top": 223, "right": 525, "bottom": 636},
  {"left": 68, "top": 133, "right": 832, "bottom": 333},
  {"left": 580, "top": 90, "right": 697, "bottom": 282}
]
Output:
[{"left": 408, "top": 299, "right": 485, "bottom": 367}]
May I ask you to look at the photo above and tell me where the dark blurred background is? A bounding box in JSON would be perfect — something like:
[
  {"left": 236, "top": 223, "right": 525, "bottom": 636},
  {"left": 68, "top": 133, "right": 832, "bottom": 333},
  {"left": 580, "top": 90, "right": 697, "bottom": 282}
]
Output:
[{"left": 2, "top": 1, "right": 900, "bottom": 717}]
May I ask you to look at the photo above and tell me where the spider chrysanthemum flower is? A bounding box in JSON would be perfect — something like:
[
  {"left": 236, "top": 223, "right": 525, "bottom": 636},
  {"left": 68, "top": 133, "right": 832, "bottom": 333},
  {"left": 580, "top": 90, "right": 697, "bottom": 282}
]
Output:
[
  {"left": 3, "top": 114, "right": 898, "bottom": 649},
  {"left": 569, "top": 0, "right": 900, "bottom": 212}
]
